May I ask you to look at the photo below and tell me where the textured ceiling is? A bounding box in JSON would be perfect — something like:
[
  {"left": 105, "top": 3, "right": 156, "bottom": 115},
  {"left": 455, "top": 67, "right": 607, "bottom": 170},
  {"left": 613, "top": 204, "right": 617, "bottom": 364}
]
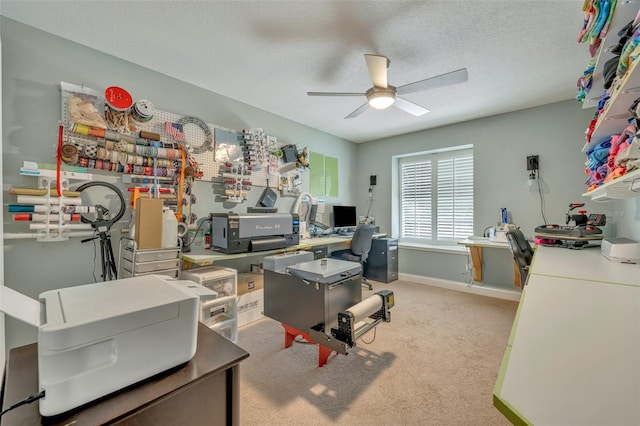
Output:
[{"left": 0, "top": 1, "right": 590, "bottom": 143}]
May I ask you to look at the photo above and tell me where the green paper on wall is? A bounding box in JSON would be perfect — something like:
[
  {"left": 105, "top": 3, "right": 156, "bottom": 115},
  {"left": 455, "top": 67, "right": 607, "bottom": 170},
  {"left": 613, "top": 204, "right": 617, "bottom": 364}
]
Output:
[
  {"left": 325, "top": 156, "right": 338, "bottom": 197},
  {"left": 309, "top": 152, "right": 325, "bottom": 195}
]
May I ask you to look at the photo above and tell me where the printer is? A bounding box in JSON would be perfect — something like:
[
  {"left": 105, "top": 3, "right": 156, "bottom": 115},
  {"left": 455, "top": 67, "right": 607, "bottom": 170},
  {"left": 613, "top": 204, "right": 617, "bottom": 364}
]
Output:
[
  {"left": 601, "top": 237, "right": 640, "bottom": 263},
  {"left": 0, "top": 275, "right": 216, "bottom": 417},
  {"left": 211, "top": 212, "right": 299, "bottom": 254}
]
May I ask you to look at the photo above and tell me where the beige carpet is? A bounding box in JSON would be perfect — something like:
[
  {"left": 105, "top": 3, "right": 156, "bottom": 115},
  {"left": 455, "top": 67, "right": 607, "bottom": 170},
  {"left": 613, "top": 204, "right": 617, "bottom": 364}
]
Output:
[{"left": 235, "top": 280, "right": 518, "bottom": 425}]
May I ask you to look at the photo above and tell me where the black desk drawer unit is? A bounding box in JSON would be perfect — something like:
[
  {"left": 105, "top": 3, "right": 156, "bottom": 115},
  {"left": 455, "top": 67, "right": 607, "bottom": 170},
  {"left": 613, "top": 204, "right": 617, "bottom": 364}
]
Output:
[{"left": 364, "top": 238, "right": 398, "bottom": 283}]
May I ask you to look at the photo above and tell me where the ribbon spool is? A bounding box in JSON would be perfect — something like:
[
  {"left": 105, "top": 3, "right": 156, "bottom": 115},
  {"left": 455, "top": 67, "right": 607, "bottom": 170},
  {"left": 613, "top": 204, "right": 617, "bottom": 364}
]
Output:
[
  {"left": 61, "top": 144, "right": 79, "bottom": 165},
  {"left": 131, "top": 99, "right": 155, "bottom": 123}
]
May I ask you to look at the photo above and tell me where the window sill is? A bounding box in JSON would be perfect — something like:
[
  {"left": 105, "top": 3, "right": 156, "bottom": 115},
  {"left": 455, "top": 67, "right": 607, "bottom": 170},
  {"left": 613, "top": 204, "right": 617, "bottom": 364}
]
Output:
[{"left": 399, "top": 242, "right": 468, "bottom": 255}]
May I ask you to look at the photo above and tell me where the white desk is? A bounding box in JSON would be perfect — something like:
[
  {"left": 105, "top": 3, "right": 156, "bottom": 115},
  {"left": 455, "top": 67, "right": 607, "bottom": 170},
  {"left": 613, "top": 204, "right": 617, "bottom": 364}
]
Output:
[
  {"left": 494, "top": 246, "right": 640, "bottom": 425},
  {"left": 182, "top": 236, "right": 351, "bottom": 269},
  {"left": 457, "top": 238, "right": 519, "bottom": 287},
  {"left": 530, "top": 245, "right": 640, "bottom": 286}
]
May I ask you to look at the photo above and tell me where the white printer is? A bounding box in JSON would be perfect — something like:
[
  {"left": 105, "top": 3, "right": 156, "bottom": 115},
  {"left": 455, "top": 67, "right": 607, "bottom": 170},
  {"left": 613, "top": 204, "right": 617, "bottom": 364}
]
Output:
[
  {"left": 1, "top": 274, "right": 216, "bottom": 417},
  {"left": 601, "top": 238, "right": 640, "bottom": 264}
]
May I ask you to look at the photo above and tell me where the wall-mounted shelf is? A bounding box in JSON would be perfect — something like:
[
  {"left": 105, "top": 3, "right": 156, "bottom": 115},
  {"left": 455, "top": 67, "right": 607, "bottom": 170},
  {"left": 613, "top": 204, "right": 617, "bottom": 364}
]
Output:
[
  {"left": 582, "top": 168, "right": 640, "bottom": 201},
  {"left": 583, "top": 58, "right": 640, "bottom": 152},
  {"left": 582, "top": 0, "right": 640, "bottom": 109}
]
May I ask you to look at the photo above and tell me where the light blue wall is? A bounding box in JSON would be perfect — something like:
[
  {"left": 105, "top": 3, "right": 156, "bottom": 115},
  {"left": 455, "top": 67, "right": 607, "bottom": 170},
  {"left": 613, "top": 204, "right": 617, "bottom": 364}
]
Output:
[
  {"left": 355, "top": 100, "right": 614, "bottom": 286},
  {"left": 1, "top": 17, "right": 356, "bottom": 350},
  {"left": 614, "top": 198, "right": 640, "bottom": 240}
]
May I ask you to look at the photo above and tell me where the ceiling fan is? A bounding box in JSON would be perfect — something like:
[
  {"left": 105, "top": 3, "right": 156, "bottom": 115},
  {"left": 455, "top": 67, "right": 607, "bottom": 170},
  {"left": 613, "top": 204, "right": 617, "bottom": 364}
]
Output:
[{"left": 307, "top": 54, "right": 468, "bottom": 119}]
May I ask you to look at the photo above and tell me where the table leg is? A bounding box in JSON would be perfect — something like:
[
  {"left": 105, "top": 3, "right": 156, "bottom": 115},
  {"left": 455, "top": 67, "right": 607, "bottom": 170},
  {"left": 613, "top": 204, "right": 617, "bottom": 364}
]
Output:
[
  {"left": 512, "top": 261, "right": 521, "bottom": 288},
  {"left": 469, "top": 246, "right": 483, "bottom": 282}
]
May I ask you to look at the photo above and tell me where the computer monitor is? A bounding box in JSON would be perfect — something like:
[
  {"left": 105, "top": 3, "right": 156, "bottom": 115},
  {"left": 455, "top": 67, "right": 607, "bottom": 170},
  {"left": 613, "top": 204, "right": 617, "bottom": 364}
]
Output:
[{"left": 333, "top": 205, "right": 357, "bottom": 231}]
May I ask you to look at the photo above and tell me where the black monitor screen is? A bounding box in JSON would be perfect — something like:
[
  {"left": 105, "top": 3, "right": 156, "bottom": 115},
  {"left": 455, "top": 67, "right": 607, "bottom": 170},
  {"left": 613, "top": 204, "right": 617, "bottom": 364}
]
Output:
[{"left": 333, "top": 205, "right": 357, "bottom": 229}]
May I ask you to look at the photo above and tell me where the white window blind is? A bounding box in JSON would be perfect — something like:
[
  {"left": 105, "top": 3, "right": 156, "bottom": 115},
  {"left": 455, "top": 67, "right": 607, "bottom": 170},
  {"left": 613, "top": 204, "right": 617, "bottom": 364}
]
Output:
[{"left": 400, "top": 148, "right": 473, "bottom": 243}]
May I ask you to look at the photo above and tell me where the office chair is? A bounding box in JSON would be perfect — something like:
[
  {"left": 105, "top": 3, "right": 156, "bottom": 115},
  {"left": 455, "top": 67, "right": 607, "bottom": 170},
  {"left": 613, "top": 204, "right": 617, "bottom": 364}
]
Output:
[
  {"left": 505, "top": 230, "right": 535, "bottom": 288},
  {"left": 329, "top": 224, "right": 376, "bottom": 290}
]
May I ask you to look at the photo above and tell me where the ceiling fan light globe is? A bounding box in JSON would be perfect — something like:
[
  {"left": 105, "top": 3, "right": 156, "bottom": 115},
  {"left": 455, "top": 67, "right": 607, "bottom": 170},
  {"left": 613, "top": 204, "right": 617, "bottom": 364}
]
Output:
[{"left": 368, "top": 92, "right": 395, "bottom": 109}]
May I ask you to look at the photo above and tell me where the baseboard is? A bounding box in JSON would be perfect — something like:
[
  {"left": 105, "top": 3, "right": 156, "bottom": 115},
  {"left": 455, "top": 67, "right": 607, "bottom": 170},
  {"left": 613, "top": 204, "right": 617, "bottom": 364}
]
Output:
[{"left": 398, "top": 273, "right": 522, "bottom": 301}]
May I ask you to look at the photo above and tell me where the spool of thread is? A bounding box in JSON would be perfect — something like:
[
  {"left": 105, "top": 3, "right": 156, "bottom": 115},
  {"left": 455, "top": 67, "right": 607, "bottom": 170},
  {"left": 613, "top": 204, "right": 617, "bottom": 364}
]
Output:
[{"left": 139, "top": 130, "right": 160, "bottom": 141}]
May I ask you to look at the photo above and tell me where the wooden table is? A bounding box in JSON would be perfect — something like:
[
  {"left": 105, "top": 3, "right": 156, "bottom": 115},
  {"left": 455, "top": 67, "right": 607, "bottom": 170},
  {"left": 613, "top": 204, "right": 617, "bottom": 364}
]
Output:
[
  {"left": 458, "top": 238, "right": 521, "bottom": 287},
  {"left": 1, "top": 323, "right": 249, "bottom": 425}
]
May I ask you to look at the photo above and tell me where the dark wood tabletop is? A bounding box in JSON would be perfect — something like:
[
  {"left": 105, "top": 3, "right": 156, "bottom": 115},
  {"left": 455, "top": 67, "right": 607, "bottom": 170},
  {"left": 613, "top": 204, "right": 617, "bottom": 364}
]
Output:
[{"left": 1, "top": 323, "right": 249, "bottom": 425}]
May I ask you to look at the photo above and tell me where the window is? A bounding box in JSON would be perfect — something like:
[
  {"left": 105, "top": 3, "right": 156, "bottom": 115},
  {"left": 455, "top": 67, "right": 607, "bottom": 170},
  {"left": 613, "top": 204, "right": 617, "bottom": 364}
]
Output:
[{"left": 399, "top": 147, "right": 473, "bottom": 243}]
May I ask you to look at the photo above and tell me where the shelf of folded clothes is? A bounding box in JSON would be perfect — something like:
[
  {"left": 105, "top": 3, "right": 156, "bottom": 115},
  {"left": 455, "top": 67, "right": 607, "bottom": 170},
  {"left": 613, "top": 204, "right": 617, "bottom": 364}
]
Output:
[
  {"left": 584, "top": 59, "right": 640, "bottom": 153},
  {"left": 581, "top": 1, "right": 640, "bottom": 109},
  {"left": 583, "top": 168, "right": 640, "bottom": 201}
]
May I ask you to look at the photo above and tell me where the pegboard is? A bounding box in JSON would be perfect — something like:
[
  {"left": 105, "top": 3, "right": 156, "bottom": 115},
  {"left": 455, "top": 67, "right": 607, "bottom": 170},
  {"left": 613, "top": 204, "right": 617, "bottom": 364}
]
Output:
[{"left": 59, "top": 82, "right": 304, "bottom": 195}]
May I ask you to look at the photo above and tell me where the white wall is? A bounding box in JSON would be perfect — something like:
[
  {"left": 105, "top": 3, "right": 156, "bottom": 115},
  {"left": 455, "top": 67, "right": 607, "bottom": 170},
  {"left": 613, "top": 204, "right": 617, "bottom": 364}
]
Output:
[{"left": 1, "top": 17, "right": 356, "bottom": 351}]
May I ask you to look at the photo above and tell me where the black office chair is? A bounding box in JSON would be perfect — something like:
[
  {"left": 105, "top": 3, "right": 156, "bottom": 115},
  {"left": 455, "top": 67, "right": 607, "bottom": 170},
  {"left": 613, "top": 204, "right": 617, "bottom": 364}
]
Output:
[
  {"left": 330, "top": 224, "right": 376, "bottom": 290},
  {"left": 505, "top": 230, "right": 535, "bottom": 288}
]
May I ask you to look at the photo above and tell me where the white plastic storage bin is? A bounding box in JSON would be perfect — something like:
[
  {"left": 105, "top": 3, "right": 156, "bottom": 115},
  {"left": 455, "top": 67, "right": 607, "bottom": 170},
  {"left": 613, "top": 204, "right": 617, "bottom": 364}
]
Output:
[
  {"left": 209, "top": 318, "right": 238, "bottom": 343},
  {"left": 180, "top": 266, "right": 237, "bottom": 298},
  {"left": 200, "top": 295, "right": 237, "bottom": 328}
]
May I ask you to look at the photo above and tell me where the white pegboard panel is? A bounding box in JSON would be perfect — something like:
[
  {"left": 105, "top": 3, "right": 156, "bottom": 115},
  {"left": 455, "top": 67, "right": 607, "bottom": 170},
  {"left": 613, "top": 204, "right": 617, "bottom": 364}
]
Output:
[{"left": 59, "top": 82, "right": 290, "bottom": 188}]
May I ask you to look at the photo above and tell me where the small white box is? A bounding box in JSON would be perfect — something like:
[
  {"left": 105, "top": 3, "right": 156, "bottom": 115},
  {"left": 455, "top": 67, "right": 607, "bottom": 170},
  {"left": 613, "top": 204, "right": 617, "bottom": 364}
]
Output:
[
  {"left": 237, "top": 289, "right": 264, "bottom": 327},
  {"left": 601, "top": 238, "right": 640, "bottom": 263}
]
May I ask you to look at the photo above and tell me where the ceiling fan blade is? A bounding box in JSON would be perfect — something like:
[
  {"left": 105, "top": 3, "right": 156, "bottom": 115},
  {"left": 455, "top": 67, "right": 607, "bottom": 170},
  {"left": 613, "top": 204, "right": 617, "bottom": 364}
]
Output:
[
  {"left": 307, "top": 91, "right": 365, "bottom": 97},
  {"left": 396, "top": 68, "right": 468, "bottom": 95},
  {"left": 364, "top": 54, "right": 389, "bottom": 88},
  {"left": 345, "top": 102, "right": 370, "bottom": 119},
  {"left": 394, "top": 97, "right": 430, "bottom": 116}
]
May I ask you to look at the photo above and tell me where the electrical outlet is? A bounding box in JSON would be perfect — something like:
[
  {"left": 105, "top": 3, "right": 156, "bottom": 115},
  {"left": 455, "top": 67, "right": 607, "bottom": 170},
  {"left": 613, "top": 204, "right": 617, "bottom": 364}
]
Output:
[
  {"left": 370, "top": 175, "right": 377, "bottom": 186},
  {"left": 527, "top": 155, "right": 539, "bottom": 171}
]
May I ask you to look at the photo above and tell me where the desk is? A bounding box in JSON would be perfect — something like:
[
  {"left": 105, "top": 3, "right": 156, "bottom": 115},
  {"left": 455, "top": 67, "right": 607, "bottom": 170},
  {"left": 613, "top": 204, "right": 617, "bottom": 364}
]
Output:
[
  {"left": 182, "top": 236, "right": 362, "bottom": 269},
  {"left": 494, "top": 246, "right": 640, "bottom": 425},
  {"left": 1, "top": 323, "right": 250, "bottom": 425},
  {"left": 458, "top": 238, "right": 520, "bottom": 287}
]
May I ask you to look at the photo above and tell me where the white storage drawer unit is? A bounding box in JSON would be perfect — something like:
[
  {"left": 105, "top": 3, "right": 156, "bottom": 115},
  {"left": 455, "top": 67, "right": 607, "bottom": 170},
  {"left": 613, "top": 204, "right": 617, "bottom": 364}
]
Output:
[
  {"left": 180, "top": 266, "right": 237, "bottom": 298},
  {"left": 180, "top": 266, "right": 238, "bottom": 342},
  {"left": 200, "top": 296, "right": 237, "bottom": 328},
  {"left": 118, "top": 239, "right": 181, "bottom": 278}
]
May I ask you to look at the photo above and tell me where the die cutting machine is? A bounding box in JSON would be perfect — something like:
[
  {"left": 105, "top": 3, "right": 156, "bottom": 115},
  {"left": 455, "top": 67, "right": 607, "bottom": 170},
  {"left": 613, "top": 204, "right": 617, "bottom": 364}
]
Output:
[{"left": 262, "top": 251, "right": 394, "bottom": 360}]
